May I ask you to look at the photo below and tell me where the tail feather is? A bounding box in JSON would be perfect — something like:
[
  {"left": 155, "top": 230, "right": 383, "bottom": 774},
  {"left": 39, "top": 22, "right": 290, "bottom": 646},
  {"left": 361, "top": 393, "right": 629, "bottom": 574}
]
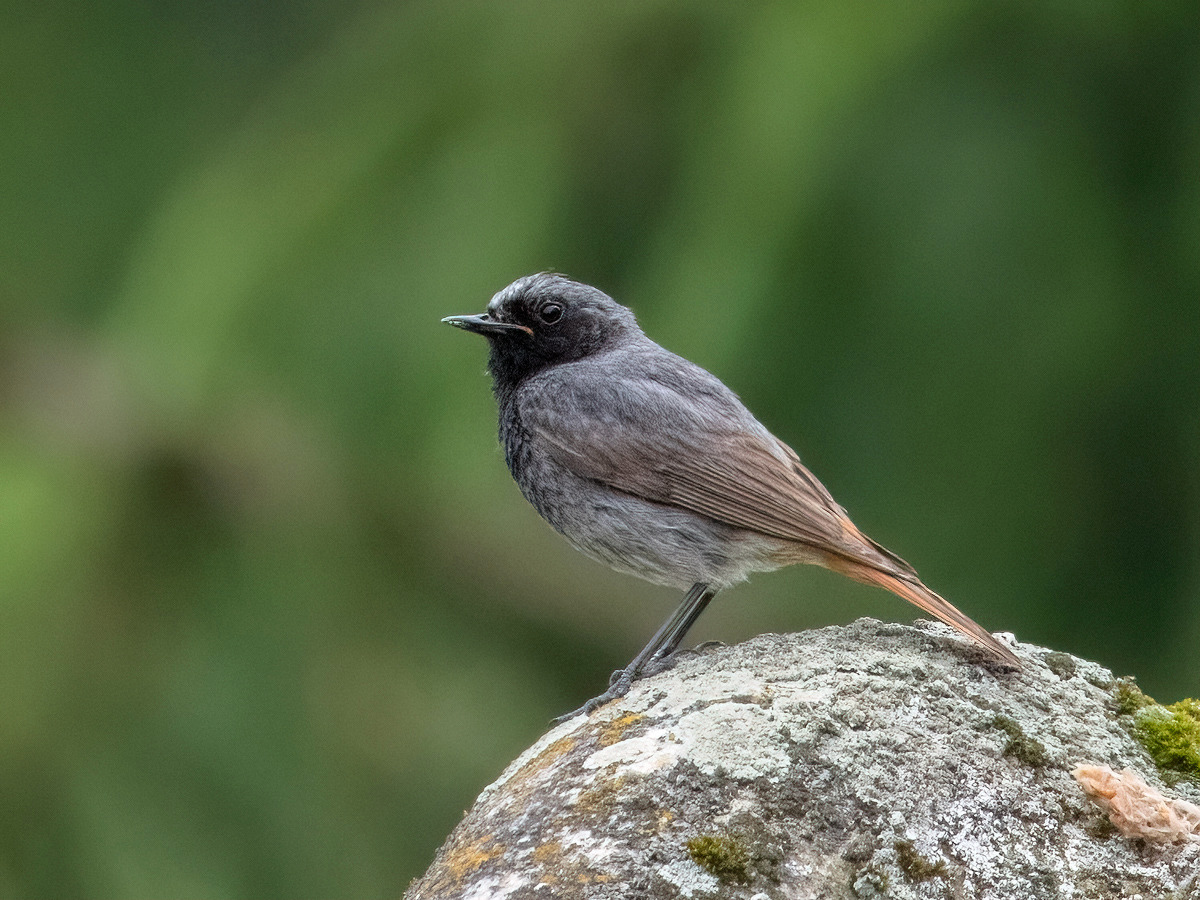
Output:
[{"left": 826, "top": 557, "right": 1021, "bottom": 668}]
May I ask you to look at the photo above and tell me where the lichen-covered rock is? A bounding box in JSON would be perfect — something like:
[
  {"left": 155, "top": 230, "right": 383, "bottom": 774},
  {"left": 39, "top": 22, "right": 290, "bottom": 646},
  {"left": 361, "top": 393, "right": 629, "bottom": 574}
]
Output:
[{"left": 404, "top": 619, "right": 1200, "bottom": 899}]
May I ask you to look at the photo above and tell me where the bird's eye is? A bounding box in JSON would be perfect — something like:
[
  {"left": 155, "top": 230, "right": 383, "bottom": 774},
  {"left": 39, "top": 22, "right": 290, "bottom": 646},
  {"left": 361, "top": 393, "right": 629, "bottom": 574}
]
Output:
[{"left": 539, "top": 303, "right": 563, "bottom": 324}]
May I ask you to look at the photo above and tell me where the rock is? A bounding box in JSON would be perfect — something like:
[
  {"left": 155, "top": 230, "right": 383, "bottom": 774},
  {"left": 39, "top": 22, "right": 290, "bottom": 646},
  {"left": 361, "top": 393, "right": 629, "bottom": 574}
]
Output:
[{"left": 404, "top": 619, "right": 1200, "bottom": 899}]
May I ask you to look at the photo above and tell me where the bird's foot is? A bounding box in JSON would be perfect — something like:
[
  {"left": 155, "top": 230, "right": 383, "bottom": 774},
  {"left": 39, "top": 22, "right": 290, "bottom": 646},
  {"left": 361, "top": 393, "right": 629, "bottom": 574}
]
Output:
[
  {"left": 552, "top": 652, "right": 682, "bottom": 724},
  {"left": 551, "top": 680, "right": 629, "bottom": 724},
  {"left": 638, "top": 651, "right": 680, "bottom": 679}
]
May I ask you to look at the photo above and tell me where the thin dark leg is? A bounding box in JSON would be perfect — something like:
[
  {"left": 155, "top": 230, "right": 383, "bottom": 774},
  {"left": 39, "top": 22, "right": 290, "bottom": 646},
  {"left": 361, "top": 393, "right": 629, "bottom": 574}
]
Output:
[
  {"left": 553, "top": 582, "right": 719, "bottom": 723},
  {"left": 651, "top": 582, "right": 718, "bottom": 662}
]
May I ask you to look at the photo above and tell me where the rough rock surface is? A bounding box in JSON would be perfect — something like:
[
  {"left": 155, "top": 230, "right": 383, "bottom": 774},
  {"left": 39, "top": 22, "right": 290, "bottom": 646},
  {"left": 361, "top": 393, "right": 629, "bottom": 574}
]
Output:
[{"left": 404, "top": 619, "right": 1200, "bottom": 899}]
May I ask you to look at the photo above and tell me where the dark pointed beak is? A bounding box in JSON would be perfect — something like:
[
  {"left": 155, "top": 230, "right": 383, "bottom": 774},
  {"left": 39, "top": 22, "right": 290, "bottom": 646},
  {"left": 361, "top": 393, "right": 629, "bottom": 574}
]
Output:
[{"left": 441, "top": 313, "right": 533, "bottom": 337}]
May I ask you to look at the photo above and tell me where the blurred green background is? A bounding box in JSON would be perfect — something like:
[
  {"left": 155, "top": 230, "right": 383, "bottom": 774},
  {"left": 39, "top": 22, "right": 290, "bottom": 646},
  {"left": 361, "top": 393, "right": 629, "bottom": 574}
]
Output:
[{"left": 2, "top": 1, "right": 1198, "bottom": 896}]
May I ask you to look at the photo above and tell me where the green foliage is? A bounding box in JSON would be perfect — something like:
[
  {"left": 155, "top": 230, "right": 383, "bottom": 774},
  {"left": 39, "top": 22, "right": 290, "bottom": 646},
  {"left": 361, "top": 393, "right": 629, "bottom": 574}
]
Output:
[{"left": 1, "top": 1, "right": 1198, "bottom": 897}]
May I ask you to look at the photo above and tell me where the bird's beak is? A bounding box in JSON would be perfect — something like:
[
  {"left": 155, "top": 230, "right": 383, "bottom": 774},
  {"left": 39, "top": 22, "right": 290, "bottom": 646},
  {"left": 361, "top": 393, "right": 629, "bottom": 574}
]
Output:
[{"left": 441, "top": 313, "right": 533, "bottom": 337}]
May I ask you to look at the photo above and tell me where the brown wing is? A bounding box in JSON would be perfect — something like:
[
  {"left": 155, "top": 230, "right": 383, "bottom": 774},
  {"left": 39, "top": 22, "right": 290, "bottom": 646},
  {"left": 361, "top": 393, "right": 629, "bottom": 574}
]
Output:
[{"left": 521, "top": 370, "right": 914, "bottom": 574}]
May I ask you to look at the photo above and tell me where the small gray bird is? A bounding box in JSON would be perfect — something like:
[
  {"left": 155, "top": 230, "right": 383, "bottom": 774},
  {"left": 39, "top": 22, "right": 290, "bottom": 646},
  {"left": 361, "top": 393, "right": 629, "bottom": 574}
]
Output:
[{"left": 444, "top": 274, "right": 1020, "bottom": 717}]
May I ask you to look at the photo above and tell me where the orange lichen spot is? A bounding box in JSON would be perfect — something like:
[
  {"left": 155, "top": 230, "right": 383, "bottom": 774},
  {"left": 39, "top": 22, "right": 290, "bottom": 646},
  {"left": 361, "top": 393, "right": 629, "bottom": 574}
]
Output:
[
  {"left": 419, "top": 832, "right": 506, "bottom": 894},
  {"left": 532, "top": 841, "right": 614, "bottom": 886},
  {"left": 501, "top": 735, "right": 578, "bottom": 802},
  {"left": 596, "top": 712, "right": 646, "bottom": 747},
  {"left": 575, "top": 774, "right": 630, "bottom": 815},
  {"left": 533, "top": 841, "right": 563, "bottom": 885},
  {"left": 532, "top": 841, "right": 562, "bottom": 864},
  {"left": 640, "top": 808, "right": 675, "bottom": 835},
  {"left": 532, "top": 735, "right": 579, "bottom": 770}
]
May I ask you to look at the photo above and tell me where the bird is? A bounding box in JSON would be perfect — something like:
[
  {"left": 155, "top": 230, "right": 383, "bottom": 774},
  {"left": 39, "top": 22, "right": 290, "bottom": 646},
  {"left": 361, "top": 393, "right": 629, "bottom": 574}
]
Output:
[{"left": 443, "top": 273, "right": 1020, "bottom": 717}]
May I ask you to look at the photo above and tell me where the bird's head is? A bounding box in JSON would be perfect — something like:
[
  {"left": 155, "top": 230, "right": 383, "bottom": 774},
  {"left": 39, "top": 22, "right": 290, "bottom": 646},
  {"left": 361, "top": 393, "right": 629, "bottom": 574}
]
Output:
[{"left": 442, "top": 273, "right": 640, "bottom": 387}]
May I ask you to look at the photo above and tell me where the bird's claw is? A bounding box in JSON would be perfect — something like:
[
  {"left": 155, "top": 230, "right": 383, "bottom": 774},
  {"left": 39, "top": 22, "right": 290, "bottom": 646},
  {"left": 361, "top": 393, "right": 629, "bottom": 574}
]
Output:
[{"left": 552, "top": 653, "right": 687, "bottom": 724}]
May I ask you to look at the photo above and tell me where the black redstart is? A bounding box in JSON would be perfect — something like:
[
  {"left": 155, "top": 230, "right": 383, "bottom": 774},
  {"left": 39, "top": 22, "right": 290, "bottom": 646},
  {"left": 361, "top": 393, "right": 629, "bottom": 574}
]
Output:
[{"left": 444, "top": 273, "right": 1020, "bottom": 717}]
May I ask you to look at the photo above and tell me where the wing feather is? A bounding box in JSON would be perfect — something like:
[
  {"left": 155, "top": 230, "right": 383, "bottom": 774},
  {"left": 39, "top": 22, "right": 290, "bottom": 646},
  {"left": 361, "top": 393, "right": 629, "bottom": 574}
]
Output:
[{"left": 520, "top": 364, "right": 911, "bottom": 572}]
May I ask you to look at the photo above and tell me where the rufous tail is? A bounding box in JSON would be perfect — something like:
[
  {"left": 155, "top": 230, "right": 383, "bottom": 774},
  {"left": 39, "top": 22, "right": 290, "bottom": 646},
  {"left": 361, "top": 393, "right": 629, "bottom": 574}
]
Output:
[{"left": 826, "top": 557, "right": 1021, "bottom": 668}]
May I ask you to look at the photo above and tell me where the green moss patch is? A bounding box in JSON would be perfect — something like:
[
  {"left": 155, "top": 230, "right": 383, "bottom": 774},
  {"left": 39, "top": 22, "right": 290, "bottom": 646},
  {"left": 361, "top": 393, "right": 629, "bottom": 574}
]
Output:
[
  {"left": 1133, "top": 698, "right": 1200, "bottom": 782},
  {"left": 894, "top": 840, "right": 947, "bottom": 881},
  {"left": 1113, "top": 679, "right": 1154, "bottom": 716},
  {"left": 686, "top": 834, "right": 751, "bottom": 883},
  {"left": 991, "top": 715, "right": 1048, "bottom": 768},
  {"left": 1043, "top": 652, "right": 1077, "bottom": 679}
]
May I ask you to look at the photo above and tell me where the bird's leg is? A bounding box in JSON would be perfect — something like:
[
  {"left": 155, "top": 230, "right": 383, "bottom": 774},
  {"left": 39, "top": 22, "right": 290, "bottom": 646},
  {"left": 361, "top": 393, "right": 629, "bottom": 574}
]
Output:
[
  {"left": 610, "top": 581, "right": 718, "bottom": 682},
  {"left": 553, "top": 583, "right": 718, "bottom": 723},
  {"left": 648, "top": 582, "right": 719, "bottom": 665}
]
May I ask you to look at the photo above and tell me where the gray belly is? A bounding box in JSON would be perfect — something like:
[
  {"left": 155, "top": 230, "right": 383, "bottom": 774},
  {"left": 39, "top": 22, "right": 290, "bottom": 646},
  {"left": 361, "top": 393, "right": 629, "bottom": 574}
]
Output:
[{"left": 514, "top": 448, "right": 786, "bottom": 590}]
